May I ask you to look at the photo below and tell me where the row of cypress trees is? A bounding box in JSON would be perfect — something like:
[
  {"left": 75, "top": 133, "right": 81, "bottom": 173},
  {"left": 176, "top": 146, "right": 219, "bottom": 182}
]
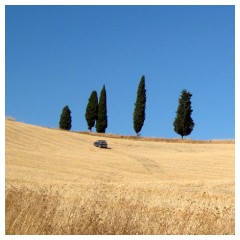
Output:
[
  {"left": 59, "top": 75, "right": 195, "bottom": 139},
  {"left": 85, "top": 85, "right": 108, "bottom": 133},
  {"left": 132, "top": 75, "right": 195, "bottom": 138},
  {"left": 58, "top": 85, "right": 108, "bottom": 133}
]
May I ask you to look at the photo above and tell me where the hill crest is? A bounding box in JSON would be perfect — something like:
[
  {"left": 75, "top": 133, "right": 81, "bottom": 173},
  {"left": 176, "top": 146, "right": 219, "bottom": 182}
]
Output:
[{"left": 6, "top": 119, "right": 234, "bottom": 144}]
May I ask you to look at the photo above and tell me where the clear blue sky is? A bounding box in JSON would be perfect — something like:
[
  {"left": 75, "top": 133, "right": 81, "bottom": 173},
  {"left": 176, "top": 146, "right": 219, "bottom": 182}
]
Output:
[{"left": 5, "top": 5, "right": 235, "bottom": 140}]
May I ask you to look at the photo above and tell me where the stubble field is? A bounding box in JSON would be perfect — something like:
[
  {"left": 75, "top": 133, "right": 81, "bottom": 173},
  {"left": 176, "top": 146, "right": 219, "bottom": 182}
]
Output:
[{"left": 5, "top": 120, "right": 235, "bottom": 234}]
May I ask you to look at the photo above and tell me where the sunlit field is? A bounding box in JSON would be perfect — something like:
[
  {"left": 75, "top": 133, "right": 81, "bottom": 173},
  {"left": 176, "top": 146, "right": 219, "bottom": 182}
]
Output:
[{"left": 5, "top": 120, "right": 234, "bottom": 234}]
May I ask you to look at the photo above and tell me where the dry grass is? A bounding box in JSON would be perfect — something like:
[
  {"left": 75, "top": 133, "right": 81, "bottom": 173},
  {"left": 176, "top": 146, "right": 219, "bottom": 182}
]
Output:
[
  {"left": 5, "top": 120, "right": 235, "bottom": 235},
  {"left": 79, "top": 131, "right": 235, "bottom": 144},
  {"left": 6, "top": 181, "right": 234, "bottom": 235}
]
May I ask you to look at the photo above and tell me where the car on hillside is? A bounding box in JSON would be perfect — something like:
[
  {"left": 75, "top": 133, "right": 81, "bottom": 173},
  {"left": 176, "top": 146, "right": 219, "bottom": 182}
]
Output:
[{"left": 93, "top": 140, "right": 108, "bottom": 148}]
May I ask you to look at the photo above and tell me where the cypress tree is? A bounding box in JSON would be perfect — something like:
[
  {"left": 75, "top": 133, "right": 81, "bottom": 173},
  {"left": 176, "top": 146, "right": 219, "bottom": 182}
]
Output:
[
  {"left": 85, "top": 91, "right": 98, "bottom": 131},
  {"left": 173, "top": 89, "right": 195, "bottom": 139},
  {"left": 96, "top": 85, "right": 108, "bottom": 133},
  {"left": 133, "top": 75, "right": 146, "bottom": 136},
  {"left": 59, "top": 105, "right": 72, "bottom": 130}
]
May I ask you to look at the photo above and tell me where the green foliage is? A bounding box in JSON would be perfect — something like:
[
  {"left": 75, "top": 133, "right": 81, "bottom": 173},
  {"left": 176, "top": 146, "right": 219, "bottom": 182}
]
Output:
[
  {"left": 133, "top": 75, "right": 146, "bottom": 136},
  {"left": 96, "top": 85, "right": 108, "bottom": 133},
  {"left": 173, "top": 89, "right": 194, "bottom": 139},
  {"left": 85, "top": 91, "right": 98, "bottom": 131},
  {"left": 59, "top": 105, "right": 72, "bottom": 130}
]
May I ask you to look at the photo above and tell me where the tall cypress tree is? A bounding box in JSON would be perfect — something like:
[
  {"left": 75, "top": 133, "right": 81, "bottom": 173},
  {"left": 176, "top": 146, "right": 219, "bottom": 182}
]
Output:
[
  {"left": 173, "top": 89, "right": 194, "bottom": 139},
  {"left": 59, "top": 105, "right": 72, "bottom": 130},
  {"left": 85, "top": 91, "right": 98, "bottom": 131},
  {"left": 96, "top": 85, "right": 108, "bottom": 133},
  {"left": 133, "top": 75, "right": 146, "bottom": 136}
]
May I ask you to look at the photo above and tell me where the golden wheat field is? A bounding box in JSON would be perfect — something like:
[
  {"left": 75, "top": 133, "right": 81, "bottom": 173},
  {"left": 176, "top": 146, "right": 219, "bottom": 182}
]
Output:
[{"left": 5, "top": 119, "right": 235, "bottom": 235}]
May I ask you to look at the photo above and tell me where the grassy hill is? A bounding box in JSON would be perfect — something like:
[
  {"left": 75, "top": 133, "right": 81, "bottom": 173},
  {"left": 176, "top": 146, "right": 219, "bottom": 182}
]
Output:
[{"left": 5, "top": 120, "right": 235, "bottom": 234}]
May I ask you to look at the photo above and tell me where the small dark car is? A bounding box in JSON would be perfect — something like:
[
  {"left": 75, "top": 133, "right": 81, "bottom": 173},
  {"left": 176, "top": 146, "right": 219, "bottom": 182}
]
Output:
[{"left": 94, "top": 140, "right": 108, "bottom": 148}]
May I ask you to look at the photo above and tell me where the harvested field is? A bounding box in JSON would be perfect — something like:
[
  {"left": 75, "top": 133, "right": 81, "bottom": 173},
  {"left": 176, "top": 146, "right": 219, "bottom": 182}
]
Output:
[{"left": 5, "top": 120, "right": 235, "bottom": 234}]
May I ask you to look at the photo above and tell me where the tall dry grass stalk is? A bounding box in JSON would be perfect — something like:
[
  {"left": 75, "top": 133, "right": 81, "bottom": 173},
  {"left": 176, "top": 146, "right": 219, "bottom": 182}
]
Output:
[{"left": 6, "top": 181, "right": 234, "bottom": 235}]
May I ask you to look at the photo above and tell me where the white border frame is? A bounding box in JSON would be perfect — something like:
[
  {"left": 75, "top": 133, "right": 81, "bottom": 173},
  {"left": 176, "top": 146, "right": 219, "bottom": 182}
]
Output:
[{"left": 1, "top": 1, "right": 238, "bottom": 240}]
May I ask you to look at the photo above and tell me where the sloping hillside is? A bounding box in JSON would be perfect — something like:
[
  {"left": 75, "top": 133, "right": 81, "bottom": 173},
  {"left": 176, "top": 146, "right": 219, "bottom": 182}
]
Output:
[
  {"left": 6, "top": 120, "right": 234, "bottom": 185},
  {"left": 5, "top": 120, "right": 235, "bottom": 234}
]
